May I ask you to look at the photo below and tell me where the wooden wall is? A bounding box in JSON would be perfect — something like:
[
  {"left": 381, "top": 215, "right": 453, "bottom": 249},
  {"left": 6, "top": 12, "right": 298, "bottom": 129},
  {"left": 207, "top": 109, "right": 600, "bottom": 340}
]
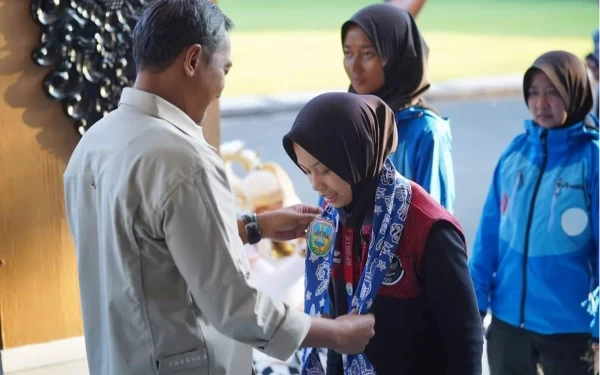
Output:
[{"left": 0, "top": 0, "right": 220, "bottom": 348}]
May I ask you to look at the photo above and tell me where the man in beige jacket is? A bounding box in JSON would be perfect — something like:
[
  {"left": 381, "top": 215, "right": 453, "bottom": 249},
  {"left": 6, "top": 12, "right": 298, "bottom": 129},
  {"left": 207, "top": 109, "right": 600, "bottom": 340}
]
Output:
[{"left": 63, "top": 1, "right": 375, "bottom": 374}]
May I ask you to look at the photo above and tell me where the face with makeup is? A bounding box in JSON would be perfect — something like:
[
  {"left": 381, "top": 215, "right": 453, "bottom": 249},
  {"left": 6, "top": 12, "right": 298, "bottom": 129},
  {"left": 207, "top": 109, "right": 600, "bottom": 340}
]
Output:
[
  {"left": 526, "top": 70, "right": 568, "bottom": 129},
  {"left": 292, "top": 143, "right": 353, "bottom": 208}
]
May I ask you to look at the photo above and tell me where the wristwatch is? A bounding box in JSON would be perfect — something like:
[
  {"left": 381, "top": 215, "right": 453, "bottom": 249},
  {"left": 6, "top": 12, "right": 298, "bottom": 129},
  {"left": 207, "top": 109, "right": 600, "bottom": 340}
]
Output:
[{"left": 242, "top": 213, "right": 262, "bottom": 245}]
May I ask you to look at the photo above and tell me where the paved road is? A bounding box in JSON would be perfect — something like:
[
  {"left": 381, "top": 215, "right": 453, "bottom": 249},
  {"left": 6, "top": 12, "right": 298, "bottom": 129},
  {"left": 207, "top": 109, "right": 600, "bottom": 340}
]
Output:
[{"left": 222, "top": 95, "right": 529, "bottom": 249}]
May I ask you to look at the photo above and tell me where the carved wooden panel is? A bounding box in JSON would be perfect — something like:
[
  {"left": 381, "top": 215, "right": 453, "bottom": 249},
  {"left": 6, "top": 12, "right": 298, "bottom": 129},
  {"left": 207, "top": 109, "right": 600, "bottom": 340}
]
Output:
[{"left": 30, "top": 0, "right": 148, "bottom": 135}]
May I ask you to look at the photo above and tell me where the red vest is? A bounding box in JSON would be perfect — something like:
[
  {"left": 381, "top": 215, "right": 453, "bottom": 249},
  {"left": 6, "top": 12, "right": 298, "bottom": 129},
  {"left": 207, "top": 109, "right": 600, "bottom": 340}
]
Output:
[{"left": 331, "top": 182, "right": 464, "bottom": 299}]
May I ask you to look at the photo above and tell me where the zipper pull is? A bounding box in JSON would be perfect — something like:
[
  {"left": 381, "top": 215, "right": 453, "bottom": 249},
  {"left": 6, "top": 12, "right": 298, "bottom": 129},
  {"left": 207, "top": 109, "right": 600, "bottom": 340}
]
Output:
[
  {"left": 517, "top": 171, "right": 523, "bottom": 187},
  {"left": 554, "top": 178, "right": 562, "bottom": 195}
]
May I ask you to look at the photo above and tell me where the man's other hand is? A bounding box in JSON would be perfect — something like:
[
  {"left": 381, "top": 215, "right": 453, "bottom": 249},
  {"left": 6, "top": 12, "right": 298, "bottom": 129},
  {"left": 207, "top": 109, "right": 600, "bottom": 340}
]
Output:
[{"left": 258, "top": 204, "right": 322, "bottom": 241}]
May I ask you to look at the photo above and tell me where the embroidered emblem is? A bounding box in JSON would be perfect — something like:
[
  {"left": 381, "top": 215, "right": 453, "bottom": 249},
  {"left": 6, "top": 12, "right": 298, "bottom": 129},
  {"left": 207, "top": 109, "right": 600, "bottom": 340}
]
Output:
[
  {"left": 382, "top": 255, "right": 404, "bottom": 286},
  {"left": 307, "top": 218, "right": 335, "bottom": 257}
]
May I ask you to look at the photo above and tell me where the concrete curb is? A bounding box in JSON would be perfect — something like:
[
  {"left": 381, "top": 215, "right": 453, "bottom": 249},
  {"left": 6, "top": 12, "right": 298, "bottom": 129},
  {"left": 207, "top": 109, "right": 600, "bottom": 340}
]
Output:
[{"left": 220, "top": 75, "right": 523, "bottom": 118}]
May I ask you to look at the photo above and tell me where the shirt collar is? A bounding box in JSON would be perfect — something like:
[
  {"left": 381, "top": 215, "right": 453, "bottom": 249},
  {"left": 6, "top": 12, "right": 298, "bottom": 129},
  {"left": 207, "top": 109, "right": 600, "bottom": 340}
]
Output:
[{"left": 118, "top": 87, "right": 207, "bottom": 143}]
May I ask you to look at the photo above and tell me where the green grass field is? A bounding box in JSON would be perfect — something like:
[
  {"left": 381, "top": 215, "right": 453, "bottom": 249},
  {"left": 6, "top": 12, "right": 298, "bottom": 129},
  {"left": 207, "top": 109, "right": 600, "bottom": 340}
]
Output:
[{"left": 218, "top": 0, "right": 598, "bottom": 97}]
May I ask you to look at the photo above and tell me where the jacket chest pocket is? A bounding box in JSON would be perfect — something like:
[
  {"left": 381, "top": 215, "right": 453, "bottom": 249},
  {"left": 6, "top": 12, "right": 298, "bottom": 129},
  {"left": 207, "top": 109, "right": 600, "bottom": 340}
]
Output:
[
  {"left": 548, "top": 177, "right": 590, "bottom": 237},
  {"left": 507, "top": 171, "right": 524, "bottom": 220}
]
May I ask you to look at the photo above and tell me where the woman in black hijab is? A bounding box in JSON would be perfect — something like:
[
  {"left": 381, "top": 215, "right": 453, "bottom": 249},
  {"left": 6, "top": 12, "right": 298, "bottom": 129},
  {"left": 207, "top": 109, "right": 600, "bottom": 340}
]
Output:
[
  {"left": 283, "top": 92, "right": 483, "bottom": 375},
  {"left": 470, "top": 50, "right": 599, "bottom": 375},
  {"left": 336, "top": 3, "right": 455, "bottom": 213}
]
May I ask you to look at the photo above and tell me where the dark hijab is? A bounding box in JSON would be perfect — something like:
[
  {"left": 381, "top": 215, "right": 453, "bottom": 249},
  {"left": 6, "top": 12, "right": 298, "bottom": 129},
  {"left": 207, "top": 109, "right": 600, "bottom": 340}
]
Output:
[
  {"left": 524, "top": 50, "right": 594, "bottom": 126},
  {"left": 342, "top": 4, "right": 435, "bottom": 113},
  {"left": 283, "top": 93, "right": 397, "bottom": 228}
]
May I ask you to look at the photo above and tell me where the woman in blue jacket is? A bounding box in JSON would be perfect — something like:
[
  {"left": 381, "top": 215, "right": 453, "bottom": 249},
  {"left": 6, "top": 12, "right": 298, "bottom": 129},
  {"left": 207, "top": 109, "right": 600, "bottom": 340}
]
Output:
[
  {"left": 338, "top": 3, "right": 455, "bottom": 212},
  {"left": 469, "top": 50, "right": 599, "bottom": 375}
]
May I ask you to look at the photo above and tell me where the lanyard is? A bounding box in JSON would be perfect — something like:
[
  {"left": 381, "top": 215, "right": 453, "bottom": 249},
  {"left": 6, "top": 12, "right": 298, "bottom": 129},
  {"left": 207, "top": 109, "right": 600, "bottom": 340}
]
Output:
[{"left": 342, "top": 227, "right": 355, "bottom": 308}]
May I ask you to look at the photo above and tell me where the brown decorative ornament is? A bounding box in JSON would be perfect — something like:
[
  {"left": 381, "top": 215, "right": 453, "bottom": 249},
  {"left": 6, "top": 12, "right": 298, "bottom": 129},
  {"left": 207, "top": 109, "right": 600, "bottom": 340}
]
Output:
[{"left": 30, "top": 0, "right": 147, "bottom": 135}]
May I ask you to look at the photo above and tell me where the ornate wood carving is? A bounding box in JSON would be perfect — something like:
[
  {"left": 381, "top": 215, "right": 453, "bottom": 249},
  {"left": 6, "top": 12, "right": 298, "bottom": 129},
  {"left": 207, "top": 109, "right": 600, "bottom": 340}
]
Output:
[{"left": 31, "top": 0, "right": 147, "bottom": 134}]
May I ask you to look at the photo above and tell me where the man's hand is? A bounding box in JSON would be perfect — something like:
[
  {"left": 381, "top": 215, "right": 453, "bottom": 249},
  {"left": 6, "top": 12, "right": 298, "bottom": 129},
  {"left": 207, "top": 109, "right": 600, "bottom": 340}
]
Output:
[
  {"left": 257, "top": 204, "right": 322, "bottom": 241},
  {"left": 332, "top": 310, "right": 376, "bottom": 354},
  {"left": 302, "top": 310, "right": 375, "bottom": 354}
]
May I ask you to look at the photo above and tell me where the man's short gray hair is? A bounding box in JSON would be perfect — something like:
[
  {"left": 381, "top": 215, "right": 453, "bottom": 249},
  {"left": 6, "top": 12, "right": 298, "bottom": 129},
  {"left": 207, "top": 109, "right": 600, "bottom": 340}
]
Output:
[{"left": 133, "top": 0, "right": 234, "bottom": 72}]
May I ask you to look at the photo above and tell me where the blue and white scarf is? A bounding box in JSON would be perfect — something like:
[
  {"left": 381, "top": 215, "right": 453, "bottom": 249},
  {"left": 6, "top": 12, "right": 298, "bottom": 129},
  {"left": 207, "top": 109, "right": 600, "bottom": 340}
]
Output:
[{"left": 302, "top": 159, "right": 412, "bottom": 375}]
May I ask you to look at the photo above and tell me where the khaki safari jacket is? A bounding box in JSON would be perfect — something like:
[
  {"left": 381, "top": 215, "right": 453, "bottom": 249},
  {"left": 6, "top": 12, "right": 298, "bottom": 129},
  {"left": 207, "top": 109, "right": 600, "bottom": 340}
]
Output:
[{"left": 63, "top": 88, "right": 311, "bottom": 375}]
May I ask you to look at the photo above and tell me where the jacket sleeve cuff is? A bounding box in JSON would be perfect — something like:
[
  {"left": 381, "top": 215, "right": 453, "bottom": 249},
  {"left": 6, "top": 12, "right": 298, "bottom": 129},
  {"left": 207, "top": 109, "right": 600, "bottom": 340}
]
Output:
[{"left": 260, "top": 306, "right": 311, "bottom": 361}]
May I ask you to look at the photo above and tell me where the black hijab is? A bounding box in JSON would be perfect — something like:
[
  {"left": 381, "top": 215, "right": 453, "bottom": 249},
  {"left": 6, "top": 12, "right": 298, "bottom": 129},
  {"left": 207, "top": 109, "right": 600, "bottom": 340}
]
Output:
[
  {"left": 283, "top": 92, "right": 397, "bottom": 228},
  {"left": 524, "top": 50, "right": 594, "bottom": 127},
  {"left": 342, "top": 4, "right": 436, "bottom": 113}
]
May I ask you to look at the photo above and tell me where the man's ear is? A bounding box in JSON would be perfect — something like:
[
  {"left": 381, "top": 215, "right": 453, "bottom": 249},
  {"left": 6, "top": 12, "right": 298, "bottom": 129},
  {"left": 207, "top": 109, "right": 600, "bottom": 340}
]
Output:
[{"left": 183, "top": 44, "right": 203, "bottom": 77}]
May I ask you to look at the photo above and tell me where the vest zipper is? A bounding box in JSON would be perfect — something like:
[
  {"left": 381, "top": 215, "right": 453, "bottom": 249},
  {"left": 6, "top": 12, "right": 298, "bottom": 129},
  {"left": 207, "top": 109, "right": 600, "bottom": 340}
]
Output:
[{"left": 520, "top": 130, "right": 548, "bottom": 328}]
